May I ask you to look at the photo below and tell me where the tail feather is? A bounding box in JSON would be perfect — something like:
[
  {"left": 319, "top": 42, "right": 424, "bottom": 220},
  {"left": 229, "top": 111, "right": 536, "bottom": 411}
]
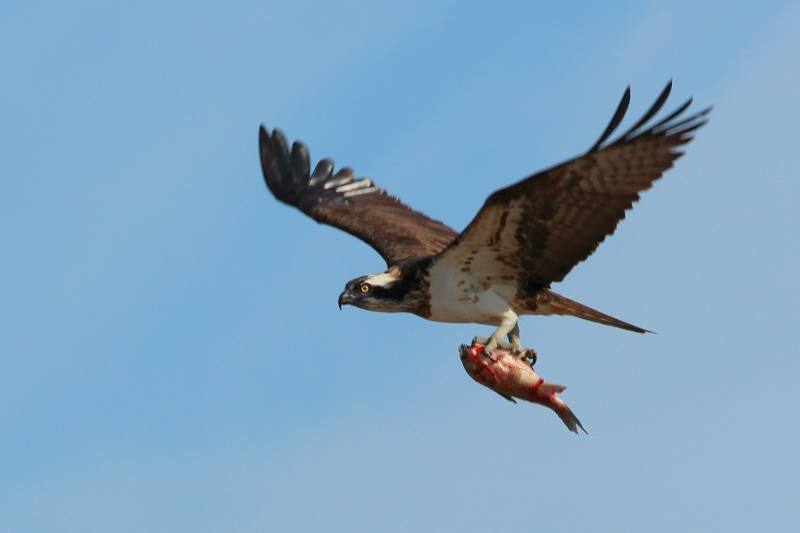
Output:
[{"left": 544, "top": 290, "right": 652, "bottom": 334}]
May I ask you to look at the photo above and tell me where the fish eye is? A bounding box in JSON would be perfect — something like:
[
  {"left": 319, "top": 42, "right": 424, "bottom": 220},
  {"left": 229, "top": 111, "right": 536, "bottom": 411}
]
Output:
[{"left": 360, "top": 283, "right": 371, "bottom": 294}]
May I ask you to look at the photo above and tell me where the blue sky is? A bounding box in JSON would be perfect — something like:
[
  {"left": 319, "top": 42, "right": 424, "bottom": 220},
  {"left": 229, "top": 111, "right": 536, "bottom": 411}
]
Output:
[{"left": 2, "top": 1, "right": 798, "bottom": 531}]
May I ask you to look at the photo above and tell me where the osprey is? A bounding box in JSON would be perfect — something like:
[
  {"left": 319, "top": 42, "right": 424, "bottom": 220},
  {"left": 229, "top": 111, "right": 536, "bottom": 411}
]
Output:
[{"left": 259, "top": 82, "right": 709, "bottom": 356}]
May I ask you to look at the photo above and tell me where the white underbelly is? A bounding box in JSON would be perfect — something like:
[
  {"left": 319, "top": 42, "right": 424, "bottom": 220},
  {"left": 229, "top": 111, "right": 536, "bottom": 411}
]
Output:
[{"left": 427, "top": 266, "right": 516, "bottom": 325}]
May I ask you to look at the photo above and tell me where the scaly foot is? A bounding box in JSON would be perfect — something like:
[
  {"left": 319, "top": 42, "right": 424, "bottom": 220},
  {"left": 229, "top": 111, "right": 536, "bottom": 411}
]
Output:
[
  {"left": 483, "top": 338, "right": 498, "bottom": 360},
  {"left": 484, "top": 338, "right": 516, "bottom": 360},
  {"left": 510, "top": 340, "right": 526, "bottom": 358}
]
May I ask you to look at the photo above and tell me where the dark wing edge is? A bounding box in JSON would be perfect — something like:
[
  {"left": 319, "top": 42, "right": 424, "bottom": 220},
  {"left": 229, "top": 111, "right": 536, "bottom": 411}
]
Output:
[
  {"left": 492, "top": 80, "right": 712, "bottom": 207},
  {"left": 586, "top": 80, "right": 710, "bottom": 155},
  {"left": 439, "top": 82, "right": 710, "bottom": 286},
  {"left": 258, "top": 125, "right": 458, "bottom": 266}
]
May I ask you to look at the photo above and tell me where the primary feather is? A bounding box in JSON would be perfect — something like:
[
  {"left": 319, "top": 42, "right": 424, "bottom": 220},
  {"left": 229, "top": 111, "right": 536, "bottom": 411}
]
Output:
[{"left": 259, "top": 126, "right": 457, "bottom": 266}]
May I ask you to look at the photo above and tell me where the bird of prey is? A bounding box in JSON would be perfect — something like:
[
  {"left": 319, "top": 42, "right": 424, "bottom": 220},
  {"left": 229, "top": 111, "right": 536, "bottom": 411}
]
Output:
[{"left": 259, "top": 82, "right": 709, "bottom": 356}]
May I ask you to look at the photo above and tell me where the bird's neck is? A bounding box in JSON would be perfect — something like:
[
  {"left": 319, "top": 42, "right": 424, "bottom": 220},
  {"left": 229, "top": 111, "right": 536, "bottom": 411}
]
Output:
[{"left": 389, "top": 259, "right": 433, "bottom": 318}]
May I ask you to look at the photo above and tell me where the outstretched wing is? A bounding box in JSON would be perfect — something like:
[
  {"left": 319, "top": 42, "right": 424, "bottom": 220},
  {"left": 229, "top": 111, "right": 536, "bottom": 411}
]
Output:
[
  {"left": 259, "top": 125, "right": 458, "bottom": 266},
  {"left": 435, "top": 82, "right": 710, "bottom": 289}
]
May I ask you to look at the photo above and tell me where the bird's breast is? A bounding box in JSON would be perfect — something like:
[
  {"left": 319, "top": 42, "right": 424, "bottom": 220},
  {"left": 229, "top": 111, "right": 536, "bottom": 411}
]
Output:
[{"left": 426, "top": 262, "right": 516, "bottom": 325}]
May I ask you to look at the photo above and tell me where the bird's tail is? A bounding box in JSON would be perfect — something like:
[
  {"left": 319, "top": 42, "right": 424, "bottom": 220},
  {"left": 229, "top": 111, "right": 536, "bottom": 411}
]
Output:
[{"left": 543, "top": 290, "right": 652, "bottom": 334}]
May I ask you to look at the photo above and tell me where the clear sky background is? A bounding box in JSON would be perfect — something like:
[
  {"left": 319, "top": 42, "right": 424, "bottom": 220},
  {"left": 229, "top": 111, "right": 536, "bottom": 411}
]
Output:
[{"left": 2, "top": 1, "right": 798, "bottom": 531}]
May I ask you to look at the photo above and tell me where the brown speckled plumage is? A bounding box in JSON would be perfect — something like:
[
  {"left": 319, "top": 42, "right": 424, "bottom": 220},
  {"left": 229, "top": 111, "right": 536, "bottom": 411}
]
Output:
[{"left": 259, "top": 82, "right": 708, "bottom": 336}]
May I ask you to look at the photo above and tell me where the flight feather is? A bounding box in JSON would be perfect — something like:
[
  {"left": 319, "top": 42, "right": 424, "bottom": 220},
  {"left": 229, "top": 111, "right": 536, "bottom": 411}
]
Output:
[
  {"left": 434, "top": 82, "right": 710, "bottom": 289},
  {"left": 259, "top": 125, "right": 458, "bottom": 266}
]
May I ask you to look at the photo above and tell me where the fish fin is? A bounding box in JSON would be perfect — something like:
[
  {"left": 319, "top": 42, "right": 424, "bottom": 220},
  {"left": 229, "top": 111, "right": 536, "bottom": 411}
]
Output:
[
  {"left": 495, "top": 391, "right": 517, "bottom": 403},
  {"left": 539, "top": 383, "right": 566, "bottom": 395}
]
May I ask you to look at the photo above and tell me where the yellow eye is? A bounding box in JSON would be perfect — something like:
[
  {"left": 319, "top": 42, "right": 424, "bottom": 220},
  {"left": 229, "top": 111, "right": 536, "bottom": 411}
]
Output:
[{"left": 360, "top": 283, "right": 370, "bottom": 294}]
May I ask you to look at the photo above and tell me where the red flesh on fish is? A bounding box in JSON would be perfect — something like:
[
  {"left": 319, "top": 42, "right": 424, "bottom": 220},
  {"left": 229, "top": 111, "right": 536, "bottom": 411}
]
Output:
[{"left": 459, "top": 341, "right": 587, "bottom": 434}]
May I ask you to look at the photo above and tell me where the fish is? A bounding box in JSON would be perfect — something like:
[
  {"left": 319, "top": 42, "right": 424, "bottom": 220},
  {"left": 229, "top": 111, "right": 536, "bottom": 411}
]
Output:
[{"left": 459, "top": 340, "right": 587, "bottom": 434}]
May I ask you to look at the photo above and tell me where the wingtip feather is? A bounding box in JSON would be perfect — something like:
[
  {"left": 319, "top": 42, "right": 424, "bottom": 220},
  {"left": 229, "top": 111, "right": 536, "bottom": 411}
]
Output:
[
  {"left": 589, "top": 85, "right": 632, "bottom": 152},
  {"left": 291, "top": 141, "right": 311, "bottom": 182},
  {"left": 616, "top": 80, "right": 674, "bottom": 142}
]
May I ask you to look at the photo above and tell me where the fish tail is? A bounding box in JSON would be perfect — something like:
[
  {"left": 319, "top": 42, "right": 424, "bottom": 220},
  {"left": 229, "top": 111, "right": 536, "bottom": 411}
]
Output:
[{"left": 554, "top": 403, "right": 588, "bottom": 434}]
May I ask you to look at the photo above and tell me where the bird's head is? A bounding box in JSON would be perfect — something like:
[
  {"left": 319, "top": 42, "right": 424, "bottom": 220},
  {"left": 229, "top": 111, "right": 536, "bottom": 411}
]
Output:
[{"left": 338, "top": 268, "right": 405, "bottom": 313}]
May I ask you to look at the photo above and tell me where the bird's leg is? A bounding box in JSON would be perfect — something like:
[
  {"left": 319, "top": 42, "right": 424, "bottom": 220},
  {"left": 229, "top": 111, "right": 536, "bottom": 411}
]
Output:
[
  {"left": 484, "top": 312, "right": 518, "bottom": 359},
  {"left": 507, "top": 322, "right": 524, "bottom": 355},
  {"left": 506, "top": 321, "right": 537, "bottom": 366}
]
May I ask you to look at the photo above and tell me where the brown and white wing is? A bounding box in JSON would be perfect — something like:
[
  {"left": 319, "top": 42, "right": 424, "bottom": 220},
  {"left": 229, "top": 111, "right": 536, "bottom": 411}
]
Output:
[
  {"left": 259, "top": 125, "right": 458, "bottom": 266},
  {"left": 435, "top": 82, "right": 710, "bottom": 289}
]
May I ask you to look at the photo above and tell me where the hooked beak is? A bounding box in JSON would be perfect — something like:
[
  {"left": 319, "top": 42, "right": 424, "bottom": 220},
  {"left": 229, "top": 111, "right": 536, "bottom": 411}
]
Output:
[{"left": 338, "top": 291, "right": 352, "bottom": 310}]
